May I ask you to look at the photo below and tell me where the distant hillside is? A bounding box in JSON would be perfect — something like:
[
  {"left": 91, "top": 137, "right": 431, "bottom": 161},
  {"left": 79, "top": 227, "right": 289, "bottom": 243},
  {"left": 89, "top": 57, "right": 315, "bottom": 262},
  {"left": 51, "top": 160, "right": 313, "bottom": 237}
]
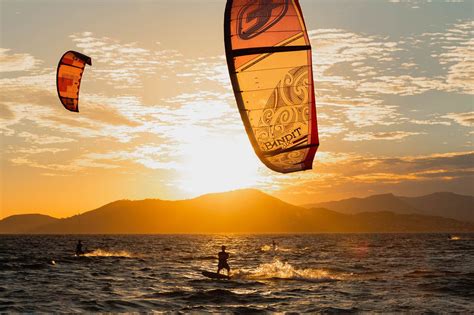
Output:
[
  {"left": 400, "top": 192, "right": 474, "bottom": 222},
  {"left": 0, "top": 214, "right": 59, "bottom": 234},
  {"left": 307, "top": 192, "right": 474, "bottom": 222},
  {"left": 303, "top": 210, "right": 473, "bottom": 233},
  {"left": 1, "top": 189, "right": 473, "bottom": 234},
  {"left": 28, "top": 189, "right": 313, "bottom": 234}
]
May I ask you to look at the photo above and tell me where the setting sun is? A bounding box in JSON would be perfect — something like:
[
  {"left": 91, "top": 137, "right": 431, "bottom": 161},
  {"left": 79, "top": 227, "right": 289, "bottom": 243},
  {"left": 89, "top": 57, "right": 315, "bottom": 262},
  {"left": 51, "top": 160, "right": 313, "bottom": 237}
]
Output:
[{"left": 178, "top": 133, "right": 261, "bottom": 195}]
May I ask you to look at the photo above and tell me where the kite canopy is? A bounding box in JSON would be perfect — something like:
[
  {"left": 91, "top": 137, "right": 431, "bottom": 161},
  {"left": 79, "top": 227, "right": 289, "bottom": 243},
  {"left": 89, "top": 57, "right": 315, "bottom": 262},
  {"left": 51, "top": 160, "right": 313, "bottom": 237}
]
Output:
[
  {"left": 224, "top": 0, "right": 319, "bottom": 173},
  {"left": 56, "top": 51, "right": 92, "bottom": 112}
]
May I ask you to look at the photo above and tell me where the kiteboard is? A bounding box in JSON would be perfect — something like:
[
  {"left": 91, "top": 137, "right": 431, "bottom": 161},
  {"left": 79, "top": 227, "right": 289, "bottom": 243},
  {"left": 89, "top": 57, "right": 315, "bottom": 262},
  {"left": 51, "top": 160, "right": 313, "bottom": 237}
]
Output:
[
  {"left": 202, "top": 271, "right": 230, "bottom": 280},
  {"left": 75, "top": 249, "right": 94, "bottom": 257}
]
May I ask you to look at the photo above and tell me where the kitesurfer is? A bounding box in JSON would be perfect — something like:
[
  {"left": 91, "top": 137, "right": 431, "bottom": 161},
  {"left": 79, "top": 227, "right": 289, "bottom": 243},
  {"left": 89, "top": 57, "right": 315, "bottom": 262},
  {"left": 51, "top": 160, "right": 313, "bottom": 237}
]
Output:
[
  {"left": 217, "top": 245, "right": 230, "bottom": 275},
  {"left": 75, "top": 240, "right": 84, "bottom": 256},
  {"left": 272, "top": 240, "right": 277, "bottom": 251}
]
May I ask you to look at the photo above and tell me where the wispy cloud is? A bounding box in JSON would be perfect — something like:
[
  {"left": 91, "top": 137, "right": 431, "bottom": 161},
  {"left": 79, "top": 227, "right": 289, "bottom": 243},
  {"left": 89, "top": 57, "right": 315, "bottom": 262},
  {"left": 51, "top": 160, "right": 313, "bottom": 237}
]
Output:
[
  {"left": 0, "top": 48, "right": 41, "bottom": 72},
  {"left": 17, "top": 131, "right": 75, "bottom": 145},
  {"left": 80, "top": 145, "right": 180, "bottom": 171},
  {"left": 70, "top": 32, "right": 182, "bottom": 89},
  {"left": 356, "top": 75, "right": 444, "bottom": 96},
  {"left": 442, "top": 112, "right": 474, "bottom": 127},
  {"left": 344, "top": 131, "right": 423, "bottom": 141},
  {"left": 274, "top": 151, "right": 474, "bottom": 203},
  {"left": 431, "top": 21, "right": 474, "bottom": 95}
]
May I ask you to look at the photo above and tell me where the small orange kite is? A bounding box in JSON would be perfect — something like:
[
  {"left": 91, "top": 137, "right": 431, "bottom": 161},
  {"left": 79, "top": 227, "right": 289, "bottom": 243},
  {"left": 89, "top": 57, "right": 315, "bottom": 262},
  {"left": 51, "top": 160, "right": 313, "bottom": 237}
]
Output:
[{"left": 56, "top": 51, "right": 92, "bottom": 112}]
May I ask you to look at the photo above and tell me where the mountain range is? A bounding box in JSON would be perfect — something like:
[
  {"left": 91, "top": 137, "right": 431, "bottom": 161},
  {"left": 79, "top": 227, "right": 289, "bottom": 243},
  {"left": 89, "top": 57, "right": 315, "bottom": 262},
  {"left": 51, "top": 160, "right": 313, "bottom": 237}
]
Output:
[
  {"left": 305, "top": 192, "right": 474, "bottom": 222},
  {"left": 1, "top": 189, "right": 473, "bottom": 234}
]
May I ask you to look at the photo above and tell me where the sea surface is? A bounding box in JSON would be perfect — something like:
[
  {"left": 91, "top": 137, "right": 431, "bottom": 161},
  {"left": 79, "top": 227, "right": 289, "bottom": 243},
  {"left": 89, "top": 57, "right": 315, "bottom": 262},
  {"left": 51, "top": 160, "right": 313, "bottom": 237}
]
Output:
[{"left": 1, "top": 234, "right": 473, "bottom": 313}]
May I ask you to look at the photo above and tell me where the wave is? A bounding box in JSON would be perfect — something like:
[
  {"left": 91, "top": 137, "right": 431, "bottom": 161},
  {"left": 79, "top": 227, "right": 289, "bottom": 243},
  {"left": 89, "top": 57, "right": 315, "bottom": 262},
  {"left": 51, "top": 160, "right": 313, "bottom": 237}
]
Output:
[
  {"left": 405, "top": 269, "right": 462, "bottom": 279},
  {"left": 144, "top": 289, "right": 275, "bottom": 305},
  {"left": 260, "top": 244, "right": 291, "bottom": 252},
  {"left": 182, "top": 255, "right": 215, "bottom": 261},
  {"left": 232, "top": 259, "right": 341, "bottom": 282},
  {"left": 83, "top": 249, "right": 133, "bottom": 258}
]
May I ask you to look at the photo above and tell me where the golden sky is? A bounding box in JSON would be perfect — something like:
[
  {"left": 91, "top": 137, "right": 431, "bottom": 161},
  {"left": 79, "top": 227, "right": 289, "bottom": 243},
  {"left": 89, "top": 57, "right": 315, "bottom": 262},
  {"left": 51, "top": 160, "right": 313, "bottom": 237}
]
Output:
[{"left": 1, "top": 0, "right": 473, "bottom": 219}]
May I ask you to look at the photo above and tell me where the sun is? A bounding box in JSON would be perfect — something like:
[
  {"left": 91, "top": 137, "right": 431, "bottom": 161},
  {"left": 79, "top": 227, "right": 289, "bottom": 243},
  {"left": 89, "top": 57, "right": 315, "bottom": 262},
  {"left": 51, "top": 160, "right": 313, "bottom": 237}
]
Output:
[{"left": 177, "top": 132, "right": 262, "bottom": 196}]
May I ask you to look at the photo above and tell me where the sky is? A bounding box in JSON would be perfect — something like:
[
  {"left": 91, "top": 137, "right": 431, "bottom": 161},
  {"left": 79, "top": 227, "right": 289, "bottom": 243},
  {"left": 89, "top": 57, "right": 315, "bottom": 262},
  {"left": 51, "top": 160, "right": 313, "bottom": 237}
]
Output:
[{"left": 1, "top": 0, "right": 473, "bottom": 219}]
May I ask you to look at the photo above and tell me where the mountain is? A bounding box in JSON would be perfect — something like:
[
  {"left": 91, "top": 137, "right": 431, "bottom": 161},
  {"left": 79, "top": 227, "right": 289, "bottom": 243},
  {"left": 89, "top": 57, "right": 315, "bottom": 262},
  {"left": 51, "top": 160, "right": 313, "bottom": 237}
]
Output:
[
  {"left": 306, "top": 192, "right": 474, "bottom": 222},
  {"left": 28, "top": 189, "right": 313, "bottom": 234},
  {"left": 0, "top": 214, "right": 59, "bottom": 234},
  {"left": 400, "top": 192, "right": 474, "bottom": 222},
  {"left": 1, "top": 189, "right": 473, "bottom": 234},
  {"left": 302, "top": 209, "right": 473, "bottom": 233},
  {"left": 307, "top": 193, "right": 417, "bottom": 215}
]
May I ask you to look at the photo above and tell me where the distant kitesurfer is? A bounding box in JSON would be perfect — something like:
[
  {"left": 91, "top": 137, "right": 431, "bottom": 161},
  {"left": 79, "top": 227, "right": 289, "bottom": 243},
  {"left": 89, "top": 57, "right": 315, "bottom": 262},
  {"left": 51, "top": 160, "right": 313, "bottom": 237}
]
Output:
[
  {"left": 272, "top": 240, "right": 277, "bottom": 251},
  {"left": 217, "top": 245, "right": 230, "bottom": 275},
  {"left": 75, "top": 240, "right": 84, "bottom": 256}
]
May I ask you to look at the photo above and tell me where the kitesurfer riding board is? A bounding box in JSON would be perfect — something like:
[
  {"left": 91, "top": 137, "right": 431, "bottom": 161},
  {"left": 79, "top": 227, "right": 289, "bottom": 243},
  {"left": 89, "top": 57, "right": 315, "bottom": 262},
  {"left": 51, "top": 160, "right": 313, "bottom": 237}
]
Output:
[
  {"left": 217, "top": 246, "right": 230, "bottom": 275},
  {"left": 202, "top": 245, "right": 231, "bottom": 279},
  {"left": 75, "top": 240, "right": 84, "bottom": 256},
  {"left": 74, "top": 240, "right": 93, "bottom": 256}
]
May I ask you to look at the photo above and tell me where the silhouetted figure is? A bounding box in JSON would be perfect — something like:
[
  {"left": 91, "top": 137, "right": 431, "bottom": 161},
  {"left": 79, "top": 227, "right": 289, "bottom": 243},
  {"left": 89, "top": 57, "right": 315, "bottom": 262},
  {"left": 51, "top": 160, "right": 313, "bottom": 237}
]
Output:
[
  {"left": 272, "top": 240, "right": 277, "bottom": 251},
  {"left": 217, "top": 245, "right": 230, "bottom": 275},
  {"left": 75, "top": 240, "right": 84, "bottom": 256}
]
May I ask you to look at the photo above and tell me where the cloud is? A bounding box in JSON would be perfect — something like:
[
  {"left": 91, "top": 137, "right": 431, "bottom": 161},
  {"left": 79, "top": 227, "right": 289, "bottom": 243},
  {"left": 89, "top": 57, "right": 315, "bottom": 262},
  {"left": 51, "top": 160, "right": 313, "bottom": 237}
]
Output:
[
  {"left": 426, "top": 21, "right": 474, "bottom": 94},
  {"left": 79, "top": 145, "right": 180, "bottom": 171},
  {"left": 177, "top": 55, "right": 229, "bottom": 87},
  {"left": 273, "top": 151, "right": 474, "bottom": 203},
  {"left": 304, "top": 23, "right": 473, "bottom": 152},
  {"left": 309, "top": 28, "right": 402, "bottom": 90},
  {"left": 344, "top": 103, "right": 401, "bottom": 127},
  {"left": 318, "top": 96, "right": 403, "bottom": 124},
  {"left": 11, "top": 147, "right": 68, "bottom": 155},
  {"left": 344, "top": 131, "right": 423, "bottom": 141},
  {"left": 17, "top": 131, "right": 75, "bottom": 145},
  {"left": 442, "top": 112, "right": 474, "bottom": 127},
  {"left": 356, "top": 75, "right": 444, "bottom": 96},
  {"left": 0, "top": 102, "right": 15, "bottom": 120},
  {"left": 10, "top": 156, "right": 82, "bottom": 173},
  {"left": 2, "top": 22, "right": 473, "bottom": 205},
  {"left": 0, "top": 48, "right": 41, "bottom": 72},
  {"left": 410, "top": 118, "right": 451, "bottom": 126},
  {"left": 70, "top": 32, "right": 182, "bottom": 89},
  {"left": 0, "top": 70, "right": 149, "bottom": 144},
  {"left": 310, "top": 21, "right": 473, "bottom": 100},
  {"left": 0, "top": 32, "right": 241, "bottom": 179}
]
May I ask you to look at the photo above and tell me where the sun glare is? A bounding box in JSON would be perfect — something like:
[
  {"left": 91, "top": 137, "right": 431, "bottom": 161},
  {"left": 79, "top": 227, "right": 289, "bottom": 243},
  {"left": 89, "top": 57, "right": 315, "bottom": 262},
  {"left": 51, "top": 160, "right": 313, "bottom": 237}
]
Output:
[{"left": 177, "top": 133, "right": 262, "bottom": 195}]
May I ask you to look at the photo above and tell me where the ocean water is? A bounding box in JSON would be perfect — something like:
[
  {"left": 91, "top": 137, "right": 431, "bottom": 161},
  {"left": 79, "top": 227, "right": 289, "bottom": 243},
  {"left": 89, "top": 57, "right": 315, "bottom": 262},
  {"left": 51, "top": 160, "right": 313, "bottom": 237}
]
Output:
[{"left": 1, "top": 234, "right": 473, "bottom": 313}]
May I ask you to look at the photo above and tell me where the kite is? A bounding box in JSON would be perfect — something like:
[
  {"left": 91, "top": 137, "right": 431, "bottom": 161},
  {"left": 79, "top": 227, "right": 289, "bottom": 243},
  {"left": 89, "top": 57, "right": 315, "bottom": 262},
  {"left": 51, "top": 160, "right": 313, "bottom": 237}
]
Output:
[
  {"left": 224, "top": 0, "right": 319, "bottom": 173},
  {"left": 56, "top": 51, "right": 92, "bottom": 112}
]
